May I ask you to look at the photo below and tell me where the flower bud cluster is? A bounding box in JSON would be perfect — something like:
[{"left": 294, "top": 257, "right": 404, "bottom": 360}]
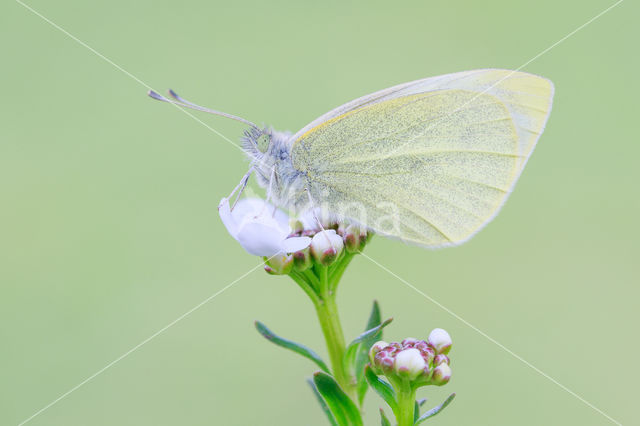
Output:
[
  {"left": 369, "top": 329, "right": 452, "bottom": 387},
  {"left": 268, "top": 220, "right": 370, "bottom": 273},
  {"left": 219, "top": 198, "right": 372, "bottom": 275}
]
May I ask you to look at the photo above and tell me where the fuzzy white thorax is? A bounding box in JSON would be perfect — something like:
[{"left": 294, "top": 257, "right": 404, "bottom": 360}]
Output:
[{"left": 241, "top": 127, "right": 309, "bottom": 214}]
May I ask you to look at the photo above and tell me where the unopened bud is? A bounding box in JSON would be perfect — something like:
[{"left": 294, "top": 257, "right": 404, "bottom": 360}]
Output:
[
  {"left": 292, "top": 247, "right": 312, "bottom": 271},
  {"left": 394, "top": 348, "right": 427, "bottom": 380},
  {"left": 420, "top": 346, "right": 435, "bottom": 366},
  {"left": 290, "top": 219, "right": 304, "bottom": 235},
  {"left": 374, "top": 350, "right": 395, "bottom": 374},
  {"left": 369, "top": 341, "right": 388, "bottom": 365},
  {"left": 264, "top": 253, "right": 293, "bottom": 275},
  {"left": 431, "top": 363, "right": 452, "bottom": 385},
  {"left": 428, "top": 328, "right": 452, "bottom": 355},
  {"left": 344, "top": 225, "right": 362, "bottom": 253},
  {"left": 434, "top": 354, "right": 450, "bottom": 366},
  {"left": 361, "top": 229, "right": 372, "bottom": 248},
  {"left": 310, "top": 230, "right": 344, "bottom": 266},
  {"left": 401, "top": 337, "right": 419, "bottom": 348}
]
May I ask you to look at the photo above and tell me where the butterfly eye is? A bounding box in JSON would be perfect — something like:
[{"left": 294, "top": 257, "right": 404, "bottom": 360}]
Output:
[{"left": 256, "top": 133, "right": 270, "bottom": 153}]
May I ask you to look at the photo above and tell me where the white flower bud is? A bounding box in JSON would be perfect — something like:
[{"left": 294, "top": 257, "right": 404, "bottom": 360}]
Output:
[
  {"left": 393, "top": 348, "right": 426, "bottom": 380},
  {"left": 310, "top": 230, "right": 344, "bottom": 265},
  {"left": 264, "top": 253, "right": 293, "bottom": 275},
  {"left": 369, "top": 340, "right": 388, "bottom": 365},
  {"left": 431, "top": 363, "right": 452, "bottom": 385},
  {"left": 428, "top": 328, "right": 452, "bottom": 355}
]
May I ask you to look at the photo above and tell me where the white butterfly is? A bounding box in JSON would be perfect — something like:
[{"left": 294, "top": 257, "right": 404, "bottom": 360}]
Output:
[{"left": 150, "top": 69, "right": 554, "bottom": 248}]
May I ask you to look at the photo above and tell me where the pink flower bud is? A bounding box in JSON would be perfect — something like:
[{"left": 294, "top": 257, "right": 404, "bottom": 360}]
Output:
[
  {"left": 419, "top": 346, "right": 435, "bottom": 365},
  {"left": 344, "top": 225, "right": 363, "bottom": 253},
  {"left": 434, "top": 354, "right": 450, "bottom": 366},
  {"left": 369, "top": 341, "right": 388, "bottom": 365},
  {"left": 374, "top": 350, "right": 395, "bottom": 373},
  {"left": 431, "top": 363, "right": 452, "bottom": 385},
  {"left": 401, "top": 337, "right": 419, "bottom": 348},
  {"left": 292, "top": 247, "right": 312, "bottom": 271}
]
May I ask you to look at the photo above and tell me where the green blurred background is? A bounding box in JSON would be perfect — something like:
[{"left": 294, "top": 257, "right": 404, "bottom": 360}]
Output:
[{"left": 1, "top": 0, "right": 638, "bottom": 425}]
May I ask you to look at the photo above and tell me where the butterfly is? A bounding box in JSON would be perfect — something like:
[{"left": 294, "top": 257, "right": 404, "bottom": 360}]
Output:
[{"left": 150, "top": 69, "right": 554, "bottom": 248}]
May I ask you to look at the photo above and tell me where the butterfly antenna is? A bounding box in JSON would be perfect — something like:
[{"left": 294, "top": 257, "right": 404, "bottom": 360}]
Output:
[
  {"left": 147, "top": 89, "right": 260, "bottom": 131},
  {"left": 167, "top": 89, "right": 197, "bottom": 106}
]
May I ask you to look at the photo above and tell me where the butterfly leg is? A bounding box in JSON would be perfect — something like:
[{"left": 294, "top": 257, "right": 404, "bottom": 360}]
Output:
[
  {"left": 271, "top": 169, "right": 282, "bottom": 218},
  {"left": 265, "top": 167, "right": 276, "bottom": 204},
  {"left": 228, "top": 165, "right": 254, "bottom": 211},
  {"left": 256, "top": 167, "right": 277, "bottom": 217}
]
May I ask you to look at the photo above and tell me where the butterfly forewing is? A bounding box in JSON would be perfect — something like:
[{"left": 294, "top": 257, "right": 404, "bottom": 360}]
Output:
[{"left": 290, "top": 70, "right": 553, "bottom": 247}]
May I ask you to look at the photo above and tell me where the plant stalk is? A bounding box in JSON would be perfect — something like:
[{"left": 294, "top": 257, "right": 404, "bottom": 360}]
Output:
[
  {"left": 396, "top": 384, "right": 417, "bottom": 426},
  {"left": 312, "top": 263, "right": 357, "bottom": 401}
]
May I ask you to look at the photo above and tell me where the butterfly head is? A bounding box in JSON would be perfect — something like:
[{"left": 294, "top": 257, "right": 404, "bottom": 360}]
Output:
[{"left": 242, "top": 127, "right": 273, "bottom": 158}]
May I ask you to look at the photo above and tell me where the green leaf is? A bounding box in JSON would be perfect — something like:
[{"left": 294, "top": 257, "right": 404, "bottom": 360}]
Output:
[
  {"left": 343, "top": 317, "right": 393, "bottom": 376},
  {"left": 379, "top": 408, "right": 391, "bottom": 426},
  {"left": 255, "top": 321, "right": 330, "bottom": 373},
  {"left": 414, "top": 397, "right": 427, "bottom": 422},
  {"left": 355, "top": 301, "right": 383, "bottom": 405},
  {"left": 313, "top": 372, "right": 363, "bottom": 426},
  {"left": 364, "top": 365, "right": 398, "bottom": 415},
  {"left": 415, "top": 393, "right": 456, "bottom": 424},
  {"left": 307, "top": 378, "right": 339, "bottom": 426},
  {"left": 347, "top": 318, "right": 392, "bottom": 351},
  {"left": 356, "top": 379, "right": 368, "bottom": 408}
]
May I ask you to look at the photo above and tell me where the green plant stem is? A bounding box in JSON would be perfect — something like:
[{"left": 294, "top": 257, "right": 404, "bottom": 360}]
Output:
[
  {"left": 312, "top": 264, "right": 357, "bottom": 401},
  {"left": 289, "top": 271, "right": 320, "bottom": 304},
  {"left": 329, "top": 252, "right": 355, "bottom": 291},
  {"left": 396, "top": 384, "right": 417, "bottom": 426}
]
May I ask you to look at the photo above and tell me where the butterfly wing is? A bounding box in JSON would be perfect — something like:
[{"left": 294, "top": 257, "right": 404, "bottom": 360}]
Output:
[{"left": 290, "top": 70, "right": 553, "bottom": 247}]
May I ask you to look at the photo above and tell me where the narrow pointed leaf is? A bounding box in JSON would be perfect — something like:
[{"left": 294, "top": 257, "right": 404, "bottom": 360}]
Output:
[
  {"left": 347, "top": 317, "right": 392, "bottom": 351},
  {"left": 255, "top": 321, "right": 329, "bottom": 373},
  {"left": 307, "top": 378, "right": 339, "bottom": 426},
  {"left": 415, "top": 393, "right": 456, "bottom": 424},
  {"left": 415, "top": 397, "right": 427, "bottom": 422},
  {"left": 356, "top": 301, "right": 382, "bottom": 405},
  {"left": 364, "top": 365, "right": 398, "bottom": 415},
  {"left": 313, "top": 372, "right": 363, "bottom": 426},
  {"left": 379, "top": 408, "right": 391, "bottom": 426},
  {"left": 343, "top": 318, "right": 393, "bottom": 373},
  {"left": 364, "top": 300, "right": 382, "bottom": 333}
]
